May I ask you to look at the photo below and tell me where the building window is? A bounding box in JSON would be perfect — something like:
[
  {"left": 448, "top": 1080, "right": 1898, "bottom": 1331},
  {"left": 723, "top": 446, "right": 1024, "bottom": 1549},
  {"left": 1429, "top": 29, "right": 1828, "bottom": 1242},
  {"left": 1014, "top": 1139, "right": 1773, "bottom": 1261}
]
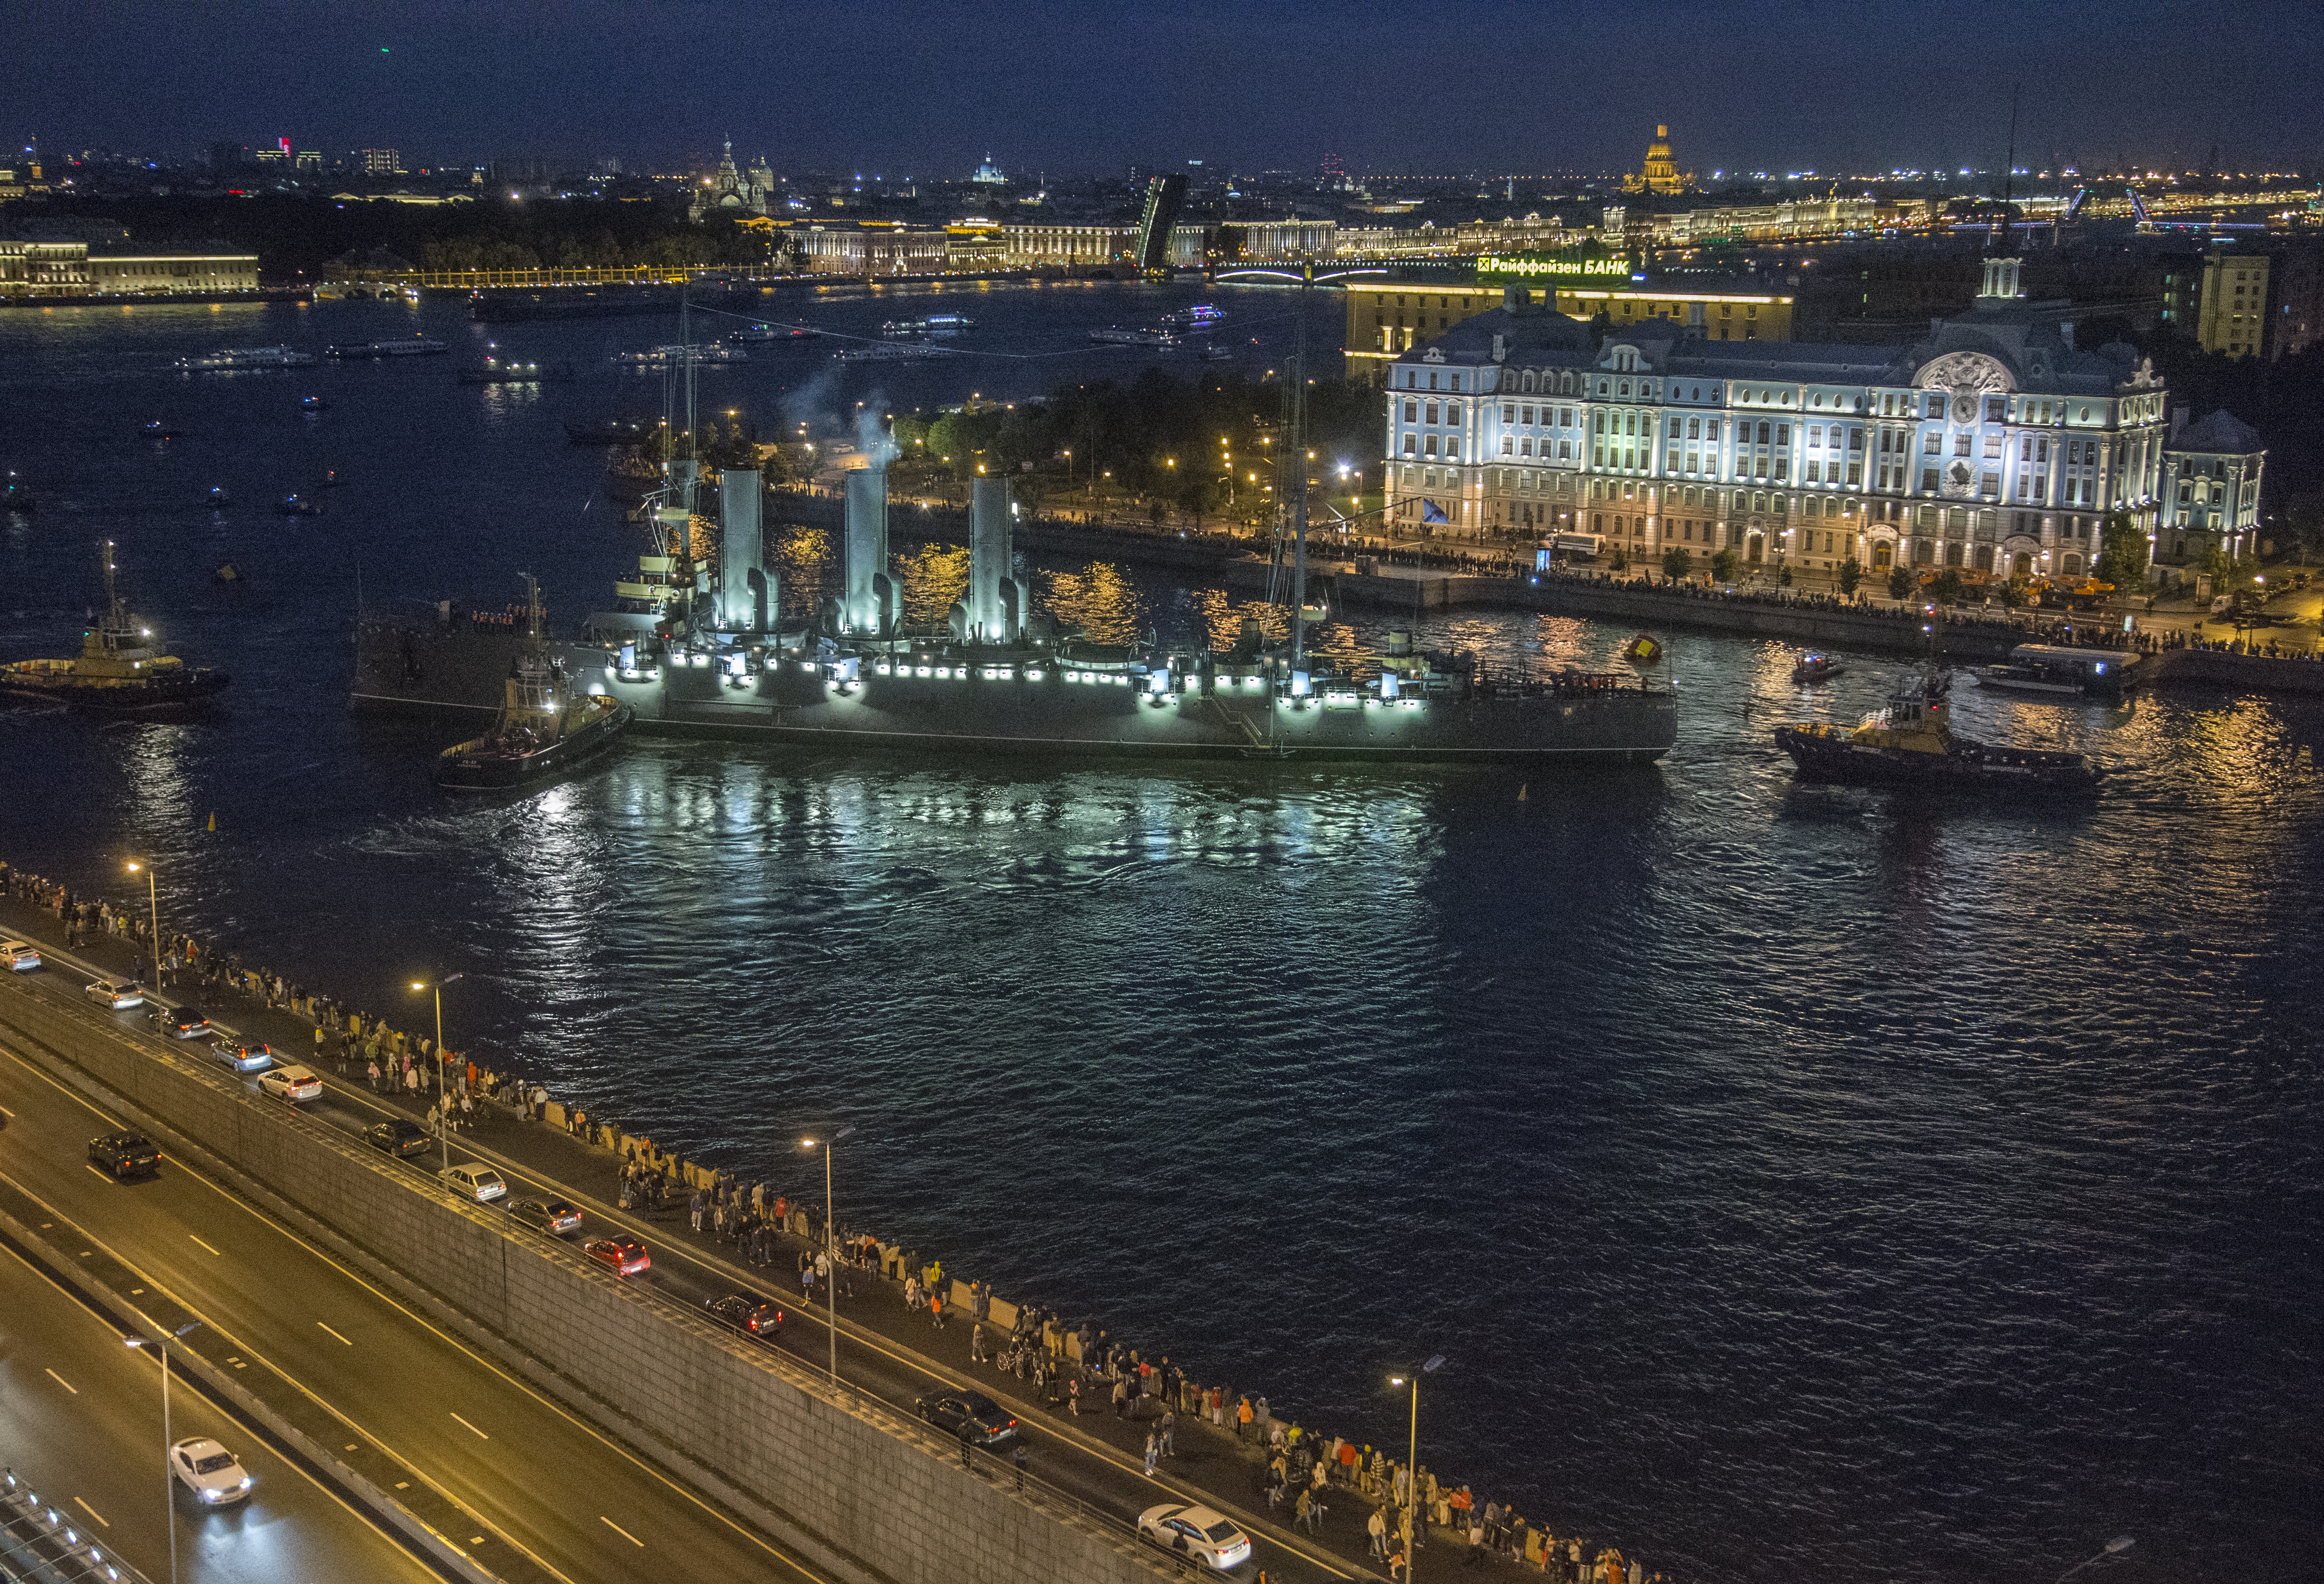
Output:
[
  {"left": 1446, "top": 402, "right": 1462, "bottom": 425},
  {"left": 1921, "top": 467, "right": 1939, "bottom": 492},
  {"left": 1403, "top": 435, "right": 1416, "bottom": 455}
]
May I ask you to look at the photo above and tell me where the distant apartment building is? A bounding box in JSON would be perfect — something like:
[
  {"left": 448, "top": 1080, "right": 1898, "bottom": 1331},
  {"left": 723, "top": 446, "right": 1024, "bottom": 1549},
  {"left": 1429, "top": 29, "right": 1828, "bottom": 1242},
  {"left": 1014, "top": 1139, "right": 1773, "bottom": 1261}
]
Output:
[
  {"left": 1214, "top": 219, "right": 1336, "bottom": 261},
  {"left": 359, "top": 148, "right": 400, "bottom": 175},
  {"left": 1344, "top": 272, "right": 1790, "bottom": 383},
  {"left": 0, "top": 240, "right": 259, "bottom": 298},
  {"left": 2196, "top": 245, "right": 2268, "bottom": 358}
]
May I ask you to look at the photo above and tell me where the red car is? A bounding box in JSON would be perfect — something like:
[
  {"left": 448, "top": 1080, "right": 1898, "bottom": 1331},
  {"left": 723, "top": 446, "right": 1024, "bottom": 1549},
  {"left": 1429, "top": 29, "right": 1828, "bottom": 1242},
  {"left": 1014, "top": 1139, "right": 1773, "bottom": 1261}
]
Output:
[{"left": 584, "top": 1236, "right": 650, "bottom": 1277}]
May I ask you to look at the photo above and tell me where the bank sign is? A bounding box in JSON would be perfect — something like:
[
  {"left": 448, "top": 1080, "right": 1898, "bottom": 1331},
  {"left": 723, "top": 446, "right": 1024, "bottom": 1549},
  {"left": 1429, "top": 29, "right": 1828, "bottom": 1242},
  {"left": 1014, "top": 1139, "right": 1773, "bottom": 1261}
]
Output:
[{"left": 1476, "top": 252, "right": 1627, "bottom": 281}]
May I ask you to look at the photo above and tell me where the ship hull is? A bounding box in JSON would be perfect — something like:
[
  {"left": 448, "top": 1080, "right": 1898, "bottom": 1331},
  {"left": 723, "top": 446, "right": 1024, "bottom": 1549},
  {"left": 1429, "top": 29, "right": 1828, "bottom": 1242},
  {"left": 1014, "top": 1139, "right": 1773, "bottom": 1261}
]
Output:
[
  {"left": 359, "top": 623, "right": 1674, "bottom": 765},
  {"left": 1774, "top": 724, "right": 2095, "bottom": 791},
  {"left": 0, "top": 668, "right": 230, "bottom": 717},
  {"left": 436, "top": 703, "right": 633, "bottom": 791}
]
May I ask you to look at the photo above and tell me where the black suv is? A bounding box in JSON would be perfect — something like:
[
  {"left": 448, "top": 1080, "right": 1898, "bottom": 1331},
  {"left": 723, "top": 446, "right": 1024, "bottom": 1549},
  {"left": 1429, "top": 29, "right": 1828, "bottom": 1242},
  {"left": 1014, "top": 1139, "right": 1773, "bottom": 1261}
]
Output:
[
  {"left": 147, "top": 1003, "right": 211, "bottom": 1040},
  {"left": 705, "top": 1293, "right": 785, "bottom": 1343},
  {"left": 913, "top": 1390, "right": 1019, "bottom": 1446},
  {"left": 364, "top": 1118, "right": 432, "bottom": 1159},
  {"left": 90, "top": 1131, "right": 161, "bottom": 1178}
]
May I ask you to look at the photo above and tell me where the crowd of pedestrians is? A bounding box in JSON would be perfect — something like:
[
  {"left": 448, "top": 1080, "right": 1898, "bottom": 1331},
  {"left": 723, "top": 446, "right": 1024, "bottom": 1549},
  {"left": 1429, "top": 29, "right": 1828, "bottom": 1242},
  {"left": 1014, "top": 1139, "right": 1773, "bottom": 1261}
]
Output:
[{"left": 2, "top": 850, "right": 1667, "bottom": 1584}]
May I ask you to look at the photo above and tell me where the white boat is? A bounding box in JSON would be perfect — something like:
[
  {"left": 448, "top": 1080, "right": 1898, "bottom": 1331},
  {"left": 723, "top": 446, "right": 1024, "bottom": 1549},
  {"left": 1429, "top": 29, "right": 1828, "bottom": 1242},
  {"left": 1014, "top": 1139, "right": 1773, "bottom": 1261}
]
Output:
[
  {"left": 833, "top": 342, "right": 951, "bottom": 363},
  {"left": 1089, "top": 326, "right": 1177, "bottom": 348},
  {"left": 730, "top": 324, "right": 816, "bottom": 345},
  {"left": 880, "top": 314, "right": 973, "bottom": 337},
  {"left": 1162, "top": 305, "right": 1224, "bottom": 328},
  {"left": 326, "top": 337, "right": 448, "bottom": 358},
  {"left": 612, "top": 344, "right": 747, "bottom": 365},
  {"left": 174, "top": 345, "right": 317, "bottom": 371}
]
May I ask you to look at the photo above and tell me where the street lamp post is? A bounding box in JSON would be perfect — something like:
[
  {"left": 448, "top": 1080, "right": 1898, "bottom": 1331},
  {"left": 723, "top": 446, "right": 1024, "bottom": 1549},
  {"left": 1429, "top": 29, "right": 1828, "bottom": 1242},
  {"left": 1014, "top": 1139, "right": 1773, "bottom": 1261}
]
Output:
[
  {"left": 800, "top": 1126, "right": 854, "bottom": 1384},
  {"left": 125, "top": 859, "right": 161, "bottom": 987},
  {"left": 2056, "top": 1536, "right": 2135, "bottom": 1583},
  {"left": 126, "top": 1319, "right": 201, "bottom": 1584},
  {"left": 1387, "top": 1355, "right": 1444, "bottom": 1584},
  {"left": 410, "top": 975, "right": 465, "bottom": 1167}
]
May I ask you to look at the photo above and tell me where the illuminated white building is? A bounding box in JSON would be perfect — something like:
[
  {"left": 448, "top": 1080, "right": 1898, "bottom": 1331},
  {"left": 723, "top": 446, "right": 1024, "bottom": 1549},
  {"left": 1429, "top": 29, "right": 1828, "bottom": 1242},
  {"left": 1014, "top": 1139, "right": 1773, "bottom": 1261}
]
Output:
[{"left": 1383, "top": 257, "right": 2212, "bottom": 582}]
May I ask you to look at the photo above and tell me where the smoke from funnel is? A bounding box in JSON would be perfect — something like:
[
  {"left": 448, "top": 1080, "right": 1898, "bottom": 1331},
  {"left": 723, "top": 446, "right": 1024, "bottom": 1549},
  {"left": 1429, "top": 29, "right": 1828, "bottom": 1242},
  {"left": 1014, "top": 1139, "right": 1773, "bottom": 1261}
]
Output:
[{"left": 855, "top": 396, "right": 896, "bottom": 468}]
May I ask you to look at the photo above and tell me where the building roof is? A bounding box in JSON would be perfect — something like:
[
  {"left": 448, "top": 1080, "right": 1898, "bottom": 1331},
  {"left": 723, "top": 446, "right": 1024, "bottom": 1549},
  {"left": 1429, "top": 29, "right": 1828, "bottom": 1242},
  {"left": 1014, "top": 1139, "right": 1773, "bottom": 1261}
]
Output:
[{"left": 2172, "top": 409, "right": 2264, "bottom": 455}]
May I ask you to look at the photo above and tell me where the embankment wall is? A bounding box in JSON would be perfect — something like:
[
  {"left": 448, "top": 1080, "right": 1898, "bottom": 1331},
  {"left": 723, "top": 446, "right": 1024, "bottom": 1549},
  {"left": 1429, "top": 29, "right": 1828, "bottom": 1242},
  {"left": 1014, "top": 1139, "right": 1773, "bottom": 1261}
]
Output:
[{"left": 0, "top": 985, "right": 1166, "bottom": 1584}]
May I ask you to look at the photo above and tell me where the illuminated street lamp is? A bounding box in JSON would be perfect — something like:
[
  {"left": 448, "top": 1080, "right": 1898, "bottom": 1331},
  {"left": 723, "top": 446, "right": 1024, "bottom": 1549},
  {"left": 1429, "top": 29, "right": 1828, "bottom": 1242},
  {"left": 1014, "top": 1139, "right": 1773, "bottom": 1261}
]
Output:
[
  {"left": 2056, "top": 1536, "right": 2135, "bottom": 1582},
  {"left": 125, "top": 1318, "right": 203, "bottom": 1584},
  {"left": 799, "top": 1127, "right": 856, "bottom": 1384},
  {"left": 124, "top": 859, "right": 162, "bottom": 987},
  {"left": 409, "top": 974, "right": 465, "bottom": 1167},
  {"left": 1386, "top": 1355, "right": 1444, "bottom": 1584}
]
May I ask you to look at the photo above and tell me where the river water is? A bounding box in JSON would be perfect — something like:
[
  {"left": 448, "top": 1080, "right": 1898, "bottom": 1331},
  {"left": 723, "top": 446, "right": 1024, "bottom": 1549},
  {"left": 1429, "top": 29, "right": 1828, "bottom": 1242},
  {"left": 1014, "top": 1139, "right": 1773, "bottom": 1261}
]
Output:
[{"left": 2, "top": 289, "right": 2318, "bottom": 1584}]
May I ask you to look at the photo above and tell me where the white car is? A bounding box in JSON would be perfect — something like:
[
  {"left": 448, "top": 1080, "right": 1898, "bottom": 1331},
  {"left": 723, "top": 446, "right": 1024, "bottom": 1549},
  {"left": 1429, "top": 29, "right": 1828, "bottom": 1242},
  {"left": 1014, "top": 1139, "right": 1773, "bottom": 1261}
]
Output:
[
  {"left": 170, "top": 1437, "right": 252, "bottom": 1505},
  {"left": 257, "top": 1064, "right": 324, "bottom": 1103},
  {"left": 84, "top": 978, "right": 144, "bottom": 1010},
  {"left": 1137, "top": 1504, "right": 1252, "bottom": 1571},
  {"left": 0, "top": 939, "right": 41, "bottom": 971},
  {"left": 439, "top": 1162, "right": 507, "bottom": 1202}
]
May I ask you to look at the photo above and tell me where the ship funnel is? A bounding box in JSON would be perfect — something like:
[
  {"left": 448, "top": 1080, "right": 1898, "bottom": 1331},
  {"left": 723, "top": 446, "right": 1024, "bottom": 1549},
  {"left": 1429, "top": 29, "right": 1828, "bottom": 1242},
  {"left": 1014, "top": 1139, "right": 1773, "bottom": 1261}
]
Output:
[
  {"left": 843, "top": 467, "right": 890, "bottom": 635},
  {"left": 718, "top": 470, "right": 767, "bottom": 632},
  {"left": 969, "top": 476, "right": 1019, "bottom": 642}
]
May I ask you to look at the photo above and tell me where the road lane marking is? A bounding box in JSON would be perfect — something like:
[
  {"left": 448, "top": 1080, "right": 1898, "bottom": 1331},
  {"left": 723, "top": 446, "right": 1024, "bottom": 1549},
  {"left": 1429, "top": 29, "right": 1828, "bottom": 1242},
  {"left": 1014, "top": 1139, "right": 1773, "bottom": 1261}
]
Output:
[
  {"left": 73, "top": 1497, "right": 109, "bottom": 1527},
  {"left": 317, "top": 1321, "right": 353, "bottom": 1346},
  {"left": 44, "top": 1367, "right": 77, "bottom": 1394},
  {"left": 600, "top": 1516, "right": 644, "bottom": 1547},
  {"left": 449, "top": 1412, "right": 490, "bottom": 1441},
  {"left": 0, "top": 1043, "right": 829, "bottom": 1584},
  {"left": 189, "top": 1234, "right": 221, "bottom": 1256},
  {"left": 83, "top": 1165, "right": 117, "bottom": 1182}
]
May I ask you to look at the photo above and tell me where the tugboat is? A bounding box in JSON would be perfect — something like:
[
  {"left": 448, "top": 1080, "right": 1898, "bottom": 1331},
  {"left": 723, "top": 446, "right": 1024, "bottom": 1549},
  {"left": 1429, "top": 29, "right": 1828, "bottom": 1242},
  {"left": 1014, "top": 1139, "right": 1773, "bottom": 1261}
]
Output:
[
  {"left": 1791, "top": 652, "right": 1844, "bottom": 684},
  {"left": 205, "top": 486, "right": 231, "bottom": 509},
  {"left": 0, "top": 542, "right": 229, "bottom": 715},
  {"left": 1774, "top": 665, "right": 2096, "bottom": 792},
  {"left": 435, "top": 579, "right": 631, "bottom": 792}
]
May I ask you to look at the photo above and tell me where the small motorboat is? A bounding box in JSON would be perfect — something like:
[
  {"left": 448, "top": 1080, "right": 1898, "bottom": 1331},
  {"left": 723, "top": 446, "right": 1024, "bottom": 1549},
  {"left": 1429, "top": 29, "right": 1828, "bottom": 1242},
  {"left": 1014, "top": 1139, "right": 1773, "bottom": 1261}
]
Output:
[
  {"left": 299, "top": 395, "right": 330, "bottom": 413},
  {"left": 3, "top": 471, "right": 33, "bottom": 512},
  {"left": 275, "top": 493, "right": 319, "bottom": 517},
  {"left": 1792, "top": 652, "right": 1845, "bottom": 684},
  {"left": 319, "top": 468, "right": 348, "bottom": 489},
  {"left": 141, "top": 420, "right": 181, "bottom": 442},
  {"left": 205, "top": 487, "right": 231, "bottom": 509}
]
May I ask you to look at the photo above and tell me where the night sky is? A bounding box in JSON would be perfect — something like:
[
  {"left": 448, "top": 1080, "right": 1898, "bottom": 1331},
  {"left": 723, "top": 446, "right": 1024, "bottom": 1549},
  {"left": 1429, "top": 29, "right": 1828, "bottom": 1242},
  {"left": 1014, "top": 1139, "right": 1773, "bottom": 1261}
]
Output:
[{"left": 7, "top": 0, "right": 2319, "bottom": 179}]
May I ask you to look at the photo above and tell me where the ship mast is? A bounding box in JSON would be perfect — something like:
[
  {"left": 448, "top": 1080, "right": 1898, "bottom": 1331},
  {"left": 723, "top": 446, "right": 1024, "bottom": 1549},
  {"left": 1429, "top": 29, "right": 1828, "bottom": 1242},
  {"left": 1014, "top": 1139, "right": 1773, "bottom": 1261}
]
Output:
[{"left": 1289, "top": 262, "right": 1311, "bottom": 675}]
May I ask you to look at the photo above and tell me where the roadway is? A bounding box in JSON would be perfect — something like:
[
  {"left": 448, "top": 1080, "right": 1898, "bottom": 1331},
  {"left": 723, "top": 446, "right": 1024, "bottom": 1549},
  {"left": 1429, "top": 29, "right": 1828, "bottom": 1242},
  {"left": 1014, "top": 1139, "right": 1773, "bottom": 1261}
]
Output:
[
  {"left": 0, "top": 1227, "right": 442, "bottom": 1584},
  {"left": 0, "top": 1002, "right": 838, "bottom": 1584},
  {"left": 0, "top": 929, "right": 1384, "bottom": 1584}
]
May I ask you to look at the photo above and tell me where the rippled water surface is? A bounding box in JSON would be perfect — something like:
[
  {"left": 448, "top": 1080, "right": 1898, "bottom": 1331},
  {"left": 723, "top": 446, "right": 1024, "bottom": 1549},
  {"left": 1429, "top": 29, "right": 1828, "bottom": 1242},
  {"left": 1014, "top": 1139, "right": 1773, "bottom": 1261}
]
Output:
[{"left": 3, "top": 298, "right": 2320, "bottom": 1583}]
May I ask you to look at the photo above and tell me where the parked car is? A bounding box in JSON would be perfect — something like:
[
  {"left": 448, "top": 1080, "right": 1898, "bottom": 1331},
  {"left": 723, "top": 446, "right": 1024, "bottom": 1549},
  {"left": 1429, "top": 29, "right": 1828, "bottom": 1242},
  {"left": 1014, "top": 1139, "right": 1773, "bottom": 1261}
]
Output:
[
  {"left": 169, "top": 1437, "right": 253, "bottom": 1505},
  {"left": 84, "top": 978, "right": 144, "bottom": 1010},
  {"left": 208, "top": 1038, "right": 274, "bottom": 1073},
  {"left": 89, "top": 1131, "right": 161, "bottom": 1178},
  {"left": 0, "top": 939, "right": 41, "bottom": 971},
  {"left": 439, "top": 1162, "right": 507, "bottom": 1202},
  {"left": 148, "top": 1002, "right": 211, "bottom": 1039},
  {"left": 913, "top": 1390, "right": 1019, "bottom": 1446},
  {"left": 1136, "top": 1504, "right": 1252, "bottom": 1572},
  {"left": 704, "top": 1293, "right": 785, "bottom": 1342},
  {"left": 506, "top": 1196, "right": 582, "bottom": 1235},
  {"left": 583, "top": 1236, "right": 650, "bottom": 1277},
  {"left": 364, "top": 1118, "right": 432, "bottom": 1159},
  {"left": 257, "top": 1063, "right": 323, "bottom": 1103}
]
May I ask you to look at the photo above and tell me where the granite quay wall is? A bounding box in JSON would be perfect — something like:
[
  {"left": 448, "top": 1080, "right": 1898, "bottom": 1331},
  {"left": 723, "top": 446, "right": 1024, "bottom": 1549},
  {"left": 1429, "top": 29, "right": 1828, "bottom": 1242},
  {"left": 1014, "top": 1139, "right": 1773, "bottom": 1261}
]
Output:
[{"left": 0, "top": 982, "right": 1172, "bottom": 1584}]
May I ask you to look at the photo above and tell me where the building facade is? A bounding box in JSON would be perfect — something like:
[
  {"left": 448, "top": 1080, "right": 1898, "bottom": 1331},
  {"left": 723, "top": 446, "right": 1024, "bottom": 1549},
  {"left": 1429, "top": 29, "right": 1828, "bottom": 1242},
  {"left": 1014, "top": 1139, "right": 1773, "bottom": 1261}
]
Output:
[
  {"left": 1382, "top": 257, "right": 2200, "bottom": 584},
  {"left": 1345, "top": 278, "right": 1790, "bottom": 382},
  {"left": 0, "top": 240, "right": 258, "bottom": 297},
  {"left": 2156, "top": 410, "right": 2265, "bottom": 571},
  {"left": 2195, "top": 245, "right": 2268, "bottom": 358},
  {"left": 791, "top": 225, "right": 951, "bottom": 276}
]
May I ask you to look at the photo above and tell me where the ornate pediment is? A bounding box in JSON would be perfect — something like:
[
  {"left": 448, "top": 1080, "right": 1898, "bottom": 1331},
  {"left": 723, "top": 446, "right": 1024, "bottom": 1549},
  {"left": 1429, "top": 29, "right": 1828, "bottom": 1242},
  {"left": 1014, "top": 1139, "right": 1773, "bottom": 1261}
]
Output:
[{"left": 1915, "top": 350, "right": 2014, "bottom": 425}]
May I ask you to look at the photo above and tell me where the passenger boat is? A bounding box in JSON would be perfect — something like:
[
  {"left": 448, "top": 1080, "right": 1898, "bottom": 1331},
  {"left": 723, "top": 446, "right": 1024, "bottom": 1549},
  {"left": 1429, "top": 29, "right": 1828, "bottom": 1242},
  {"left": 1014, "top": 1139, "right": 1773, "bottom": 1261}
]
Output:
[
  {"left": 205, "top": 487, "right": 230, "bottom": 509},
  {"left": 1791, "top": 652, "right": 1844, "bottom": 684},
  {"left": 325, "top": 337, "right": 447, "bottom": 358},
  {"left": 140, "top": 420, "right": 182, "bottom": 441},
  {"left": 730, "top": 323, "right": 817, "bottom": 346},
  {"left": 612, "top": 343, "right": 746, "bottom": 365},
  {"left": 880, "top": 315, "right": 972, "bottom": 337},
  {"left": 1775, "top": 665, "right": 2096, "bottom": 792},
  {"left": 457, "top": 349, "right": 556, "bottom": 384},
  {"left": 3, "top": 471, "right": 32, "bottom": 512},
  {"left": 1161, "top": 305, "right": 1224, "bottom": 328},
  {"left": 1974, "top": 643, "right": 2141, "bottom": 698},
  {"left": 833, "top": 342, "right": 950, "bottom": 363},
  {"left": 174, "top": 345, "right": 316, "bottom": 371},
  {"left": 1089, "top": 326, "right": 1177, "bottom": 348},
  {"left": 0, "top": 542, "right": 229, "bottom": 715},
  {"left": 436, "top": 580, "right": 632, "bottom": 792}
]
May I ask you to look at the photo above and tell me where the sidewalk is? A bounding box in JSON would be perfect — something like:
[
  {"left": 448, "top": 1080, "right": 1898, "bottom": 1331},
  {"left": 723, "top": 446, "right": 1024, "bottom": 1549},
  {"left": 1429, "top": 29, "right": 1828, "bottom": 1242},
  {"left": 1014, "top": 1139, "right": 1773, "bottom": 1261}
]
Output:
[{"left": 0, "top": 880, "right": 1648, "bottom": 1584}]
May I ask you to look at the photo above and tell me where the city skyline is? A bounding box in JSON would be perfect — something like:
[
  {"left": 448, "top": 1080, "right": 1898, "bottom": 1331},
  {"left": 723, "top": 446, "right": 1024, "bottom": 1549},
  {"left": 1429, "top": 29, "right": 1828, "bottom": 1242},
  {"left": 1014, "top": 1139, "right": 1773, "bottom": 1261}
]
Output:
[{"left": 5, "top": 0, "right": 2321, "bottom": 179}]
